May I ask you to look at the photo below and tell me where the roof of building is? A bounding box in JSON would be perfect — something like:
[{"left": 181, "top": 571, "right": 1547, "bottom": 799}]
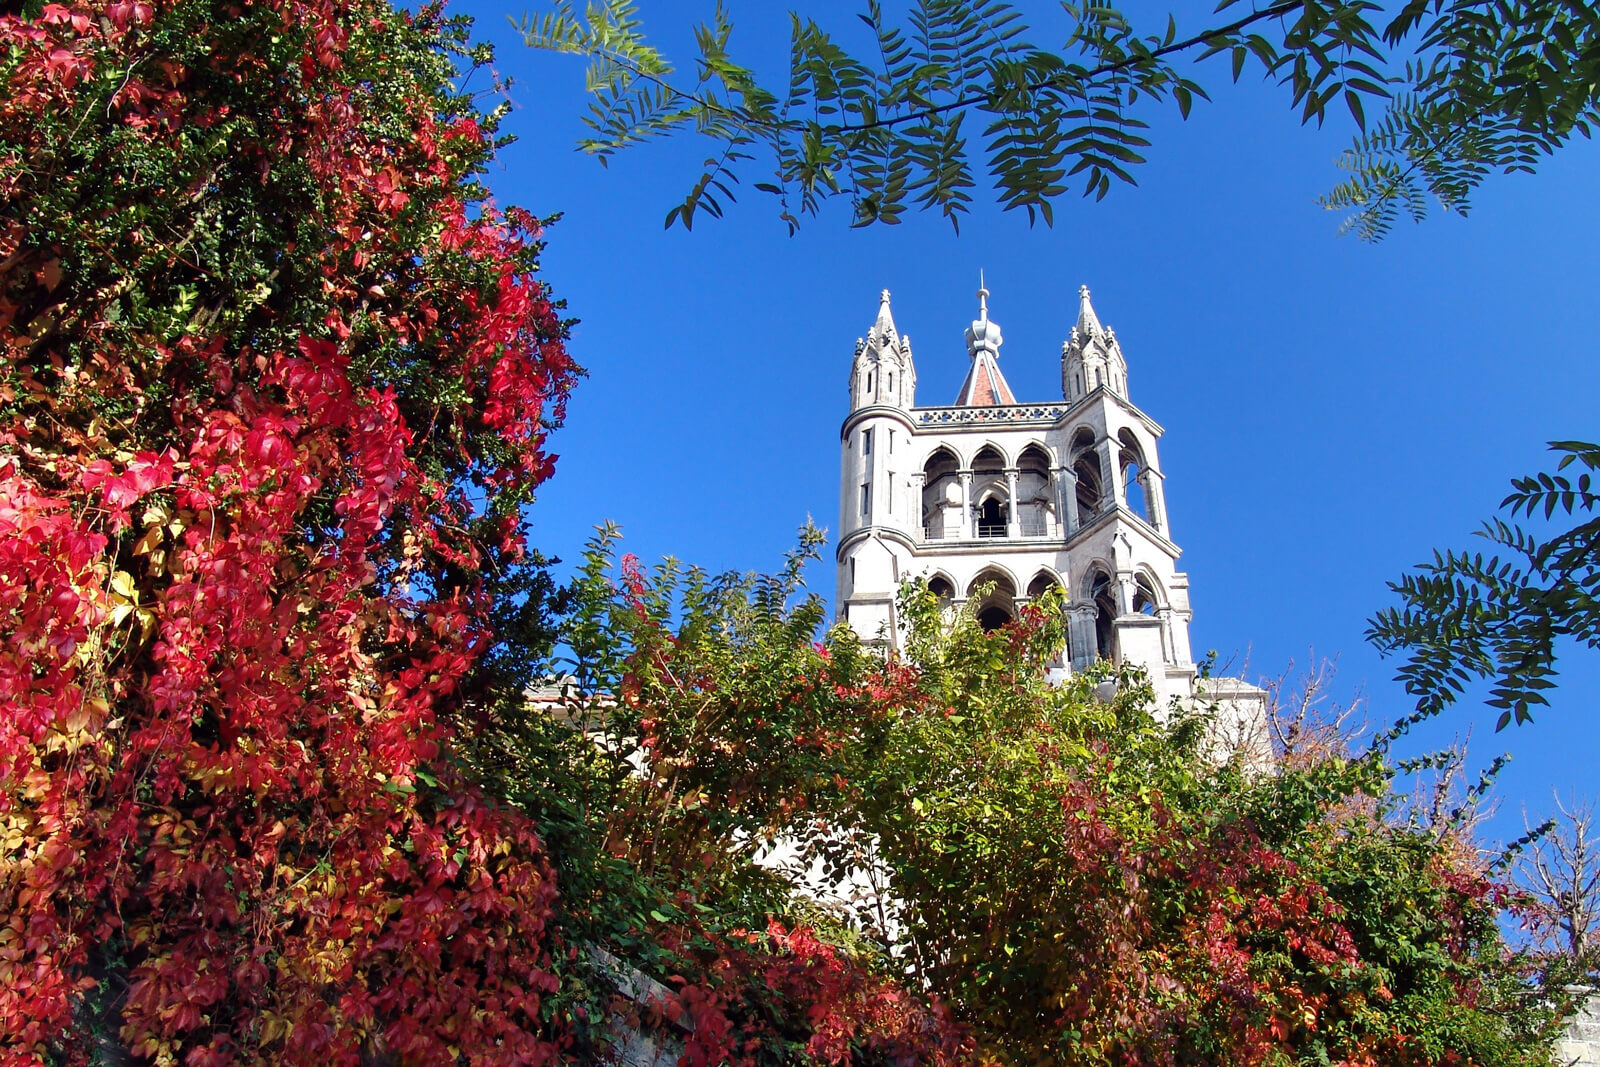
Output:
[{"left": 955, "top": 355, "right": 1017, "bottom": 406}]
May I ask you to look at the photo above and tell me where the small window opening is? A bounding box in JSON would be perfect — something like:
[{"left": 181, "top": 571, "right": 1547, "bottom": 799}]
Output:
[
  {"left": 977, "top": 605, "right": 1013, "bottom": 632},
  {"left": 863, "top": 429, "right": 872, "bottom": 454},
  {"left": 977, "top": 497, "right": 1007, "bottom": 538},
  {"left": 1118, "top": 431, "right": 1153, "bottom": 524},
  {"left": 860, "top": 483, "right": 871, "bottom": 517},
  {"left": 1133, "top": 575, "right": 1159, "bottom": 616},
  {"left": 1124, "top": 461, "right": 1147, "bottom": 519},
  {"left": 970, "top": 571, "right": 1018, "bottom": 632},
  {"left": 1091, "top": 573, "right": 1117, "bottom": 660},
  {"left": 1074, "top": 456, "right": 1102, "bottom": 517},
  {"left": 1027, "top": 573, "right": 1060, "bottom": 600}
]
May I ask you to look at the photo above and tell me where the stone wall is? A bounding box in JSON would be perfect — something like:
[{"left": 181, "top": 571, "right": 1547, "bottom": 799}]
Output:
[
  {"left": 1558, "top": 989, "right": 1600, "bottom": 1067},
  {"left": 592, "top": 948, "right": 685, "bottom": 1067}
]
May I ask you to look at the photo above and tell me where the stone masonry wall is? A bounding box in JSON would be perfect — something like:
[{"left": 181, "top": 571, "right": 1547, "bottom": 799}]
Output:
[{"left": 1558, "top": 990, "right": 1600, "bottom": 1067}]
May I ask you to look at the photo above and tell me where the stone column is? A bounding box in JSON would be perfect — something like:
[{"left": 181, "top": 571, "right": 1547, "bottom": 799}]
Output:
[
  {"left": 1145, "top": 468, "right": 1167, "bottom": 534},
  {"left": 1057, "top": 466, "right": 1079, "bottom": 534},
  {"left": 1005, "top": 468, "right": 1021, "bottom": 538},
  {"left": 959, "top": 471, "right": 973, "bottom": 540},
  {"left": 909, "top": 471, "right": 926, "bottom": 541},
  {"left": 1099, "top": 437, "right": 1124, "bottom": 510},
  {"left": 1069, "top": 604, "right": 1098, "bottom": 670},
  {"left": 1156, "top": 607, "right": 1175, "bottom": 664}
]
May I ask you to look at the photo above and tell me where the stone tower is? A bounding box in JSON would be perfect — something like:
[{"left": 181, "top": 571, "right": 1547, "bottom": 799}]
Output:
[{"left": 837, "top": 282, "right": 1255, "bottom": 712}]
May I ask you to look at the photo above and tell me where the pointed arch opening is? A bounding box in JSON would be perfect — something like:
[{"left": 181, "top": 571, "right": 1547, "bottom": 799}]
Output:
[
  {"left": 972, "top": 444, "right": 1006, "bottom": 473},
  {"left": 976, "top": 494, "right": 1008, "bottom": 538},
  {"left": 969, "top": 569, "right": 1017, "bottom": 632},
  {"left": 1070, "top": 429, "right": 1103, "bottom": 520},
  {"left": 1118, "top": 429, "right": 1153, "bottom": 525},
  {"left": 1027, "top": 570, "right": 1062, "bottom": 600},
  {"left": 921, "top": 447, "right": 960, "bottom": 540},
  {"left": 1017, "top": 444, "right": 1053, "bottom": 537},
  {"left": 971, "top": 445, "right": 1009, "bottom": 538},
  {"left": 1089, "top": 569, "right": 1118, "bottom": 661},
  {"left": 1132, "top": 572, "right": 1161, "bottom": 616}
]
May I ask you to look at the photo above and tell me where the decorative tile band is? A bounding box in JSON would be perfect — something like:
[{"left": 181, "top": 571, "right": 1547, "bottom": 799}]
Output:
[{"left": 915, "top": 405, "right": 1067, "bottom": 425}]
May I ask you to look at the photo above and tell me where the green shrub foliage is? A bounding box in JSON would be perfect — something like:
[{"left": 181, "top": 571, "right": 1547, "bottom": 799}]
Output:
[{"left": 478, "top": 527, "right": 1562, "bottom": 1065}]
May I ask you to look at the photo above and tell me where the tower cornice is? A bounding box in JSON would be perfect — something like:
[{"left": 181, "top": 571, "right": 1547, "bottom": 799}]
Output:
[
  {"left": 1067, "top": 504, "right": 1182, "bottom": 561},
  {"left": 840, "top": 405, "right": 919, "bottom": 440},
  {"left": 1058, "top": 384, "right": 1166, "bottom": 438},
  {"left": 834, "top": 524, "right": 919, "bottom": 562},
  {"left": 899, "top": 388, "right": 1166, "bottom": 437}
]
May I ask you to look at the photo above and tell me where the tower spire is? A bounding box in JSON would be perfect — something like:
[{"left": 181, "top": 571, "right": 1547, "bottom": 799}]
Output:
[
  {"left": 957, "top": 279, "right": 1015, "bottom": 406},
  {"left": 1062, "top": 282, "right": 1127, "bottom": 401},
  {"left": 1076, "top": 283, "right": 1102, "bottom": 337},
  {"left": 852, "top": 287, "right": 915, "bottom": 411},
  {"left": 871, "top": 288, "right": 898, "bottom": 343}
]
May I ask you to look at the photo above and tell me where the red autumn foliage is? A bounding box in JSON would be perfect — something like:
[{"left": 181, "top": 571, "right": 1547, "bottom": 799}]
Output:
[
  {"left": 0, "top": 0, "right": 578, "bottom": 1060},
  {"left": 1, "top": 0, "right": 1562, "bottom": 1061},
  {"left": 649, "top": 920, "right": 969, "bottom": 1067}
]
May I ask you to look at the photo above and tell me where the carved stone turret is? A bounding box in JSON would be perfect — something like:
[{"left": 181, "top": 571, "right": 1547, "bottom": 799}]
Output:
[
  {"left": 1062, "top": 285, "right": 1128, "bottom": 402},
  {"left": 849, "top": 289, "right": 916, "bottom": 411}
]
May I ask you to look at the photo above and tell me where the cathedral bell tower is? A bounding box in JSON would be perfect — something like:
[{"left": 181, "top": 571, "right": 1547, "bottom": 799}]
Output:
[{"left": 836, "top": 281, "right": 1257, "bottom": 718}]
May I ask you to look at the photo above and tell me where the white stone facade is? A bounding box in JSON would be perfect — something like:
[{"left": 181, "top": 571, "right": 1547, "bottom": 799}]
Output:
[{"left": 836, "top": 284, "right": 1264, "bottom": 722}]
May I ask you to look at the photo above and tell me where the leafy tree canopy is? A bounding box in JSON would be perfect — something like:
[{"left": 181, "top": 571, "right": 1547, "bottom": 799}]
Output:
[
  {"left": 1372, "top": 442, "right": 1600, "bottom": 732},
  {"left": 521, "top": 0, "right": 1600, "bottom": 238}
]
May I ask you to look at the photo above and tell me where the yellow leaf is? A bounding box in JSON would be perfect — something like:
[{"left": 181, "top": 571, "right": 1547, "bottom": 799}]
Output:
[{"left": 132, "top": 526, "right": 162, "bottom": 556}]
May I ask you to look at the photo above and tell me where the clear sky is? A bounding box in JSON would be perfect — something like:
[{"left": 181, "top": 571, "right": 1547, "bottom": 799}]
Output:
[{"left": 455, "top": 0, "right": 1600, "bottom": 846}]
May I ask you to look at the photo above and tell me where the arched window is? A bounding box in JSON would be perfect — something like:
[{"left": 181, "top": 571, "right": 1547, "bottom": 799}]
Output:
[
  {"left": 977, "top": 496, "right": 1007, "bottom": 537},
  {"left": 1119, "top": 429, "right": 1153, "bottom": 524},
  {"left": 971, "top": 446, "right": 1009, "bottom": 538},
  {"left": 972, "top": 445, "right": 1005, "bottom": 473},
  {"left": 1090, "top": 570, "right": 1118, "bottom": 660},
  {"left": 1027, "top": 571, "right": 1061, "bottom": 600},
  {"left": 1071, "top": 429, "right": 1103, "bottom": 519},
  {"left": 928, "top": 575, "right": 955, "bottom": 605},
  {"left": 969, "top": 570, "right": 1017, "bottom": 632},
  {"left": 921, "top": 448, "right": 960, "bottom": 540},
  {"left": 1133, "top": 574, "right": 1160, "bottom": 615},
  {"left": 1017, "top": 445, "right": 1052, "bottom": 536},
  {"left": 977, "top": 604, "right": 1012, "bottom": 631}
]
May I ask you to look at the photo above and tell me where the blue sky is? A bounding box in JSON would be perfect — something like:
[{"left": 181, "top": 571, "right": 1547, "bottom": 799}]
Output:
[{"left": 457, "top": 0, "right": 1600, "bottom": 844}]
